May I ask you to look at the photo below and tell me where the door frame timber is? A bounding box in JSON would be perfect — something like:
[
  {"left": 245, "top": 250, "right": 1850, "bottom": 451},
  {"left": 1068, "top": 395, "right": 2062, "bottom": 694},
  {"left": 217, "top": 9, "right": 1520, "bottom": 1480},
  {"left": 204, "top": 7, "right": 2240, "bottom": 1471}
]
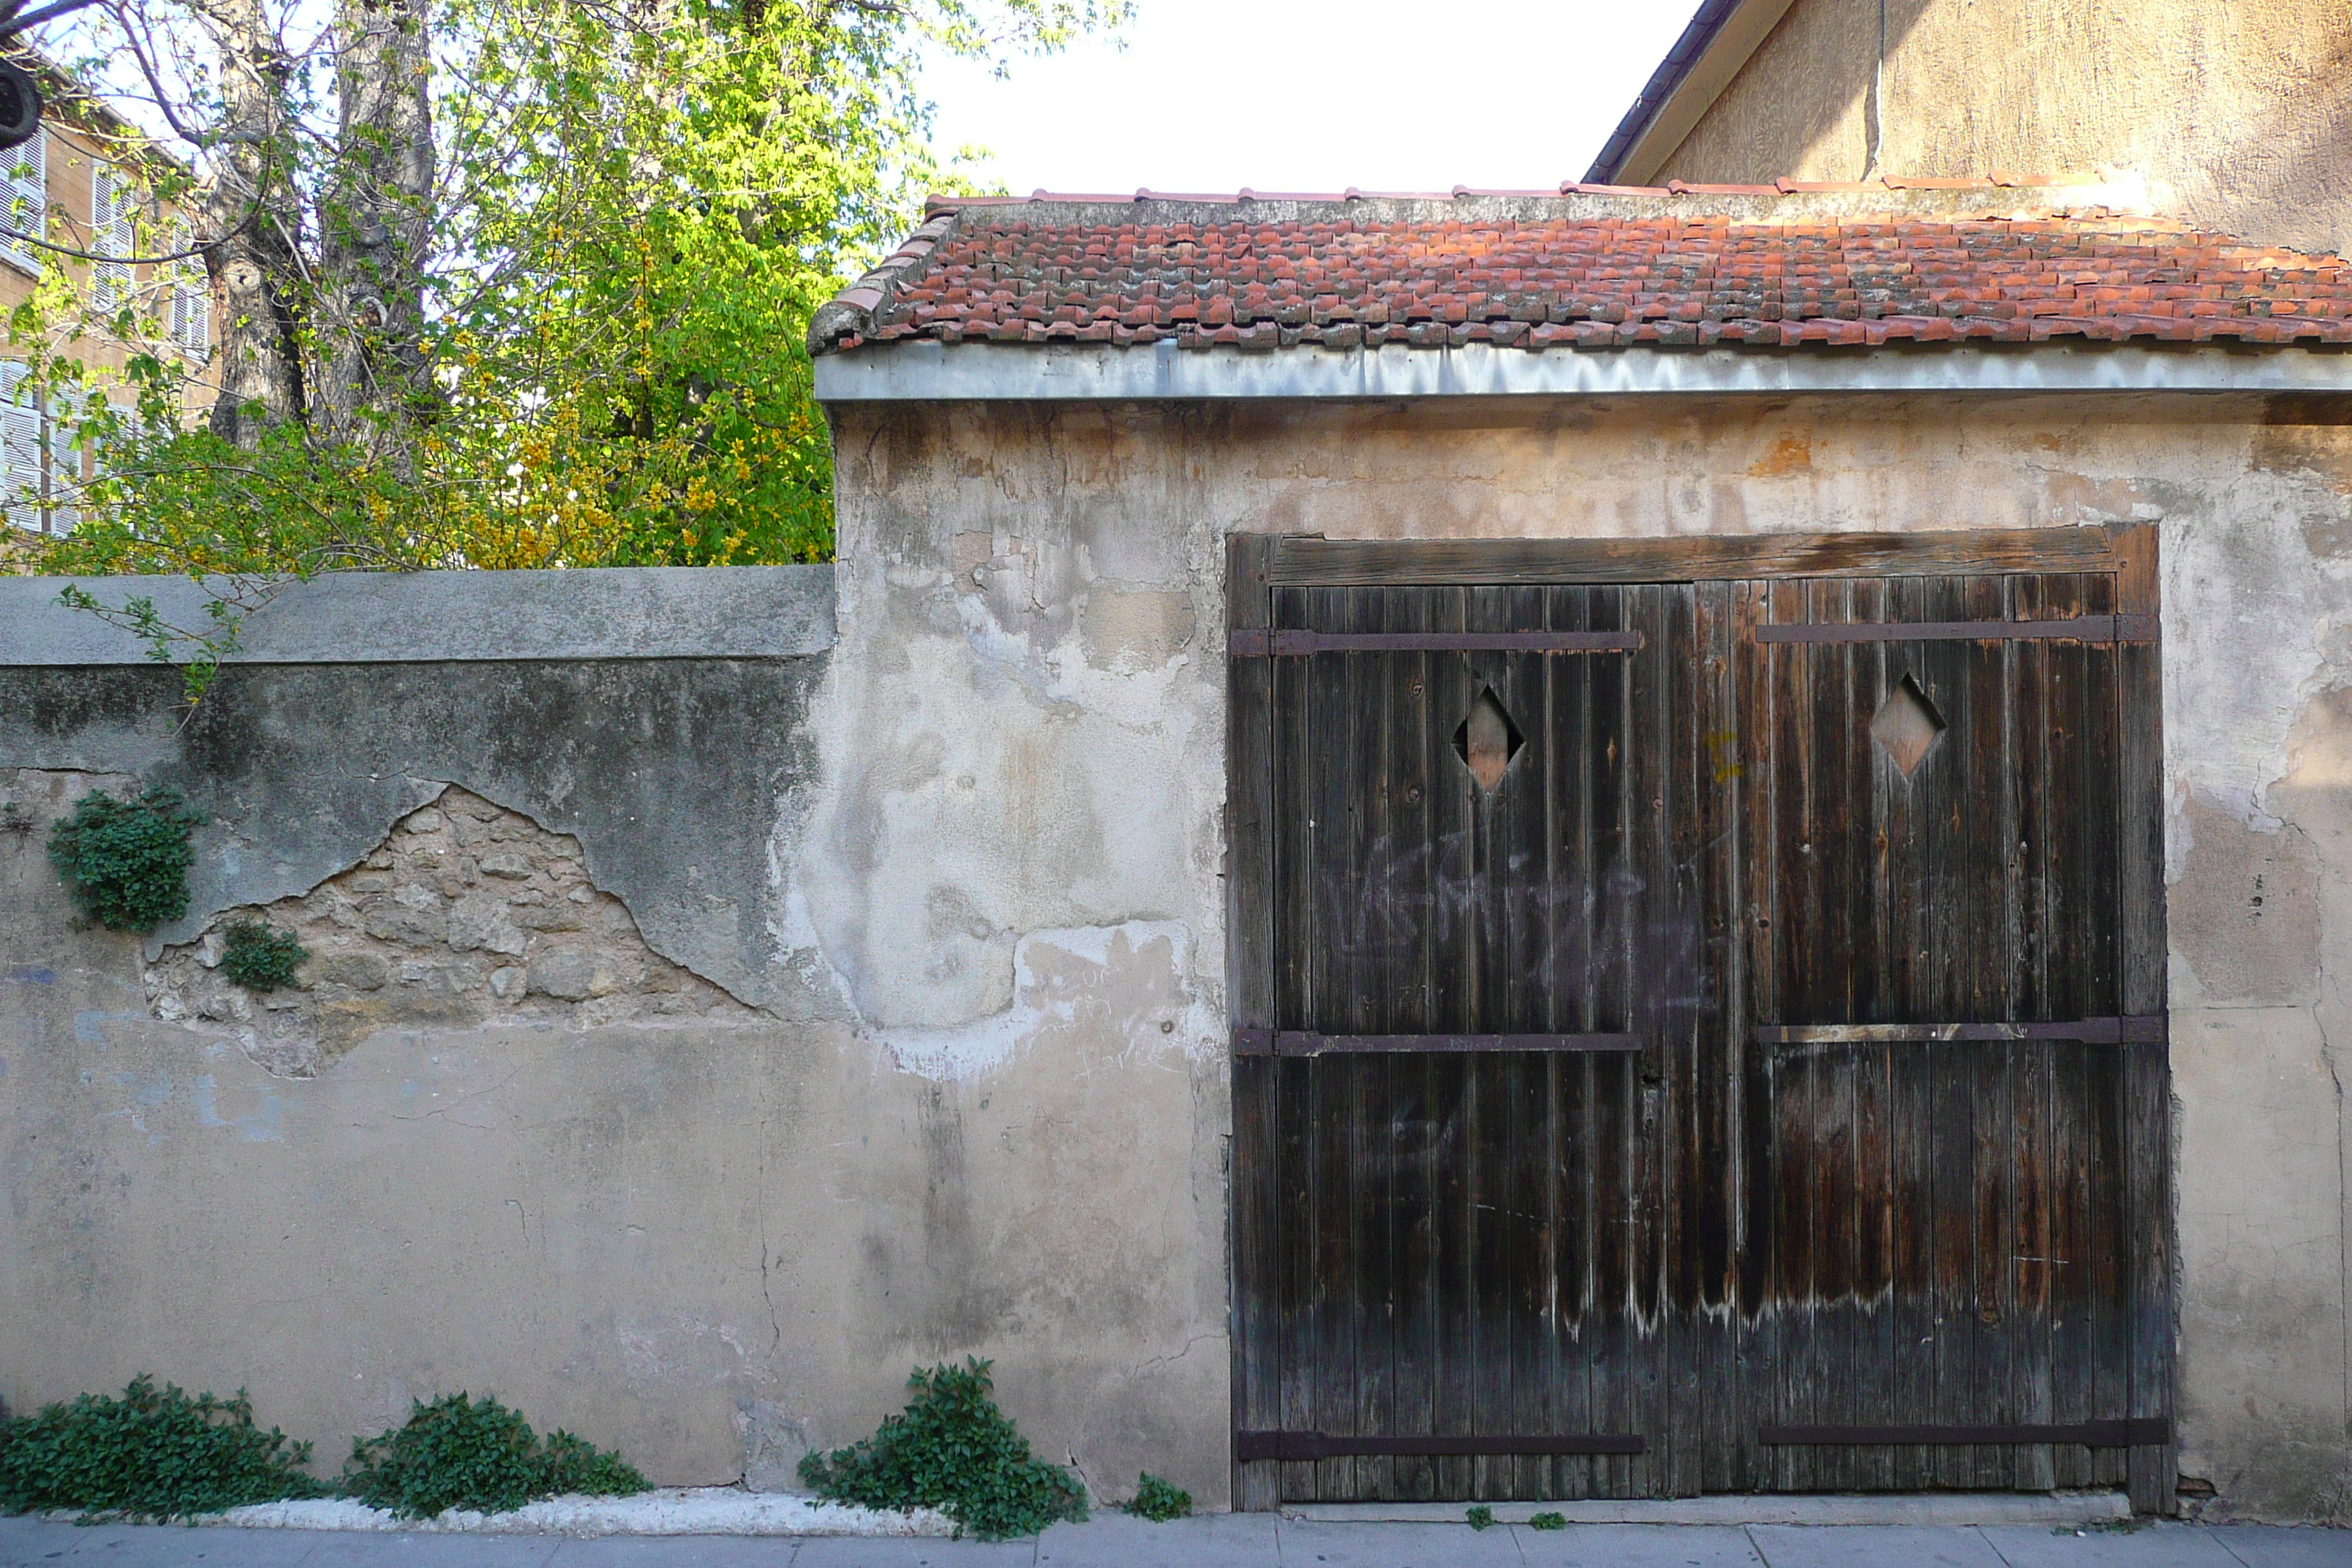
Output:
[{"left": 1224, "top": 525, "right": 2171, "bottom": 1512}]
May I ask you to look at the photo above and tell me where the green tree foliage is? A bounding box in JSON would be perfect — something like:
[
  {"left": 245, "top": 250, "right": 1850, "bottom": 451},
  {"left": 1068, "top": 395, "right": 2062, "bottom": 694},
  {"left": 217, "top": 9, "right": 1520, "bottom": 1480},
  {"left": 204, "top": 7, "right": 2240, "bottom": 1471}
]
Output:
[
  {"left": 0, "top": 1374, "right": 325, "bottom": 1520},
  {"left": 20, "top": 0, "right": 1121, "bottom": 677},
  {"left": 45, "top": 786, "right": 202, "bottom": 931},
  {"left": 799, "top": 1359, "right": 1087, "bottom": 1539},
  {"left": 340, "top": 1392, "right": 647, "bottom": 1518}
]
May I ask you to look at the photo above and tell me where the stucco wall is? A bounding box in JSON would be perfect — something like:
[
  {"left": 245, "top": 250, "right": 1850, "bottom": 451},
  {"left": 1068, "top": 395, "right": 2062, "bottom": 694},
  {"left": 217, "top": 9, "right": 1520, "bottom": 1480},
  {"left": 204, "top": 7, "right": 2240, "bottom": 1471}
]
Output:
[
  {"left": 10, "top": 389, "right": 2352, "bottom": 1518},
  {"left": 828, "top": 389, "right": 2352, "bottom": 1520},
  {"left": 1651, "top": 0, "right": 2352, "bottom": 257},
  {"left": 0, "top": 566, "right": 1235, "bottom": 1507}
]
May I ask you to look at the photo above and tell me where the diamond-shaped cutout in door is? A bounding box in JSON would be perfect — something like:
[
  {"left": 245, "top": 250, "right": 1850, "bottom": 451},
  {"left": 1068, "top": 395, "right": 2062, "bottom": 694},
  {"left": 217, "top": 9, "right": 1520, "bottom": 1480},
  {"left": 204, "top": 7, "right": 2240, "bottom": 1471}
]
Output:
[
  {"left": 1871, "top": 674, "right": 1946, "bottom": 777},
  {"left": 1452, "top": 687, "right": 1524, "bottom": 791}
]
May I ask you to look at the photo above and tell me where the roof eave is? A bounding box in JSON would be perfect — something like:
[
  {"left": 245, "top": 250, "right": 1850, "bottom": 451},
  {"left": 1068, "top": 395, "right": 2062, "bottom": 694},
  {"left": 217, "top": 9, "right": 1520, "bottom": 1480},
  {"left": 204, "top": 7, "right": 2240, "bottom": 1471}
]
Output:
[
  {"left": 815, "top": 339, "right": 2352, "bottom": 404},
  {"left": 1583, "top": 0, "right": 1799, "bottom": 187}
]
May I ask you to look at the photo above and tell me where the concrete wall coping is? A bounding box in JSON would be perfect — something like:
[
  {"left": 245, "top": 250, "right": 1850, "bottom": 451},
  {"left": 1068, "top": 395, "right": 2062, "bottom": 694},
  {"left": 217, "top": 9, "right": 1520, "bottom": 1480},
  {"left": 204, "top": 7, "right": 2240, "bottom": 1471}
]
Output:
[
  {"left": 815, "top": 339, "right": 2352, "bottom": 402},
  {"left": 0, "top": 565, "right": 837, "bottom": 666}
]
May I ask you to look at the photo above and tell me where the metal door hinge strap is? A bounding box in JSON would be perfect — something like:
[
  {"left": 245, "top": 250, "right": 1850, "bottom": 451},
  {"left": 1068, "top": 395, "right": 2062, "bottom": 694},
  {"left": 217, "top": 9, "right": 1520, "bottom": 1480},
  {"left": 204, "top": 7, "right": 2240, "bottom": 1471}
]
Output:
[
  {"left": 1760, "top": 1420, "right": 2169, "bottom": 1447},
  {"left": 1229, "top": 629, "right": 1643, "bottom": 656},
  {"left": 1754, "top": 616, "right": 2157, "bottom": 644},
  {"left": 1233, "top": 1029, "right": 1643, "bottom": 1057},
  {"left": 1753, "top": 1017, "right": 2166, "bottom": 1046},
  {"left": 1237, "top": 1431, "right": 1645, "bottom": 1462}
]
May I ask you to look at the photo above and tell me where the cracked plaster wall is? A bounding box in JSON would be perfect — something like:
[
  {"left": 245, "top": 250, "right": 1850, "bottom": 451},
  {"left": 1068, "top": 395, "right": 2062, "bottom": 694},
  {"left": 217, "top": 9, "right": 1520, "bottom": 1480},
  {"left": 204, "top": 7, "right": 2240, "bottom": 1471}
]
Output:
[
  {"left": 0, "top": 636, "right": 1233, "bottom": 1507},
  {"left": 826, "top": 391, "right": 2352, "bottom": 1520}
]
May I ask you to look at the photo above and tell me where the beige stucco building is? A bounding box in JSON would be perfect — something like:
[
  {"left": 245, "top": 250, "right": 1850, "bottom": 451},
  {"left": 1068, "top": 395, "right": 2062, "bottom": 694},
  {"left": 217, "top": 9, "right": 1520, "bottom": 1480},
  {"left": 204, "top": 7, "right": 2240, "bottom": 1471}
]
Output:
[
  {"left": 1588, "top": 0, "right": 2352, "bottom": 256},
  {"left": 0, "top": 56, "right": 214, "bottom": 538}
]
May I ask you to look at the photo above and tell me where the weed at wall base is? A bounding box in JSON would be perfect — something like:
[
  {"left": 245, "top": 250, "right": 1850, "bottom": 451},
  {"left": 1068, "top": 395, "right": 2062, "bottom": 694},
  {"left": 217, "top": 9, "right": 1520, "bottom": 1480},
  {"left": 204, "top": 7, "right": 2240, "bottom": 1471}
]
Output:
[
  {"left": 1127, "top": 1472, "right": 1191, "bottom": 1521},
  {"left": 341, "top": 1392, "right": 647, "bottom": 1518},
  {"left": 799, "top": 1359, "right": 1086, "bottom": 1540},
  {"left": 0, "top": 1374, "right": 325, "bottom": 1521}
]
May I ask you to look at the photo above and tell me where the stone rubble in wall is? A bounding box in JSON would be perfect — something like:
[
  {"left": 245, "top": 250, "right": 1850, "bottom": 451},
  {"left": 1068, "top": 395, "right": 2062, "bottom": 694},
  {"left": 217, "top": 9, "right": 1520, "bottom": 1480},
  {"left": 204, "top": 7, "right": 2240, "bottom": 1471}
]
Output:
[{"left": 145, "top": 786, "right": 755, "bottom": 1077}]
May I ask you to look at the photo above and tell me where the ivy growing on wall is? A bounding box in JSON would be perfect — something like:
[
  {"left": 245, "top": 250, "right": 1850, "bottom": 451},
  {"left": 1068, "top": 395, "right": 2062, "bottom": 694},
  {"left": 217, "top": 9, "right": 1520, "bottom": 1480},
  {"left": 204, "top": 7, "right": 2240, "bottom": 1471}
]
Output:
[
  {"left": 220, "top": 921, "right": 308, "bottom": 992},
  {"left": 45, "top": 788, "right": 203, "bottom": 932}
]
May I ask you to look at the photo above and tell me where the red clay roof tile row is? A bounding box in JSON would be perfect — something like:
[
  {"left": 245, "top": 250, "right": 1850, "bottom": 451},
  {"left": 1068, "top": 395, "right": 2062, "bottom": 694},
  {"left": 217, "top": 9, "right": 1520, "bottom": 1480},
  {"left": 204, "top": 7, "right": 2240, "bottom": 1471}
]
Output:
[{"left": 815, "top": 200, "right": 2352, "bottom": 355}]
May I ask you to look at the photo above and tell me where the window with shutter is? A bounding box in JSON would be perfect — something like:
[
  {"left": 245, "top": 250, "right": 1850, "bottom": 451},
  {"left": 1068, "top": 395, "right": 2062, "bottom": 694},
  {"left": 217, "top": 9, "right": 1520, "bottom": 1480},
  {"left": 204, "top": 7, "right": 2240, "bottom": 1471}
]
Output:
[
  {"left": 1, "top": 127, "right": 45, "bottom": 276},
  {"left": 167, "top": 220, "right": 208, "bottom": 357},
  {"left": 93, "top": 160, "right": 134, "bottom": 312},
  {"left": 0, "top": 361, "right": 44, "bottom": 531},
  {"left": 45, "top": 391, "right": 78, "bottom": 532}
]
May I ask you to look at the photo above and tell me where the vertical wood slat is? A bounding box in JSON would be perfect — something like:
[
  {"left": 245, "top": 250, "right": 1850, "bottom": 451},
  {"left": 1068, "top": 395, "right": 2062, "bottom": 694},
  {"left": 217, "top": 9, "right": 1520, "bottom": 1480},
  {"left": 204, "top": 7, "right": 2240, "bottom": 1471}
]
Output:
[
  {"left": 2113, "top": 524, "right": 2175, "bottom": 1515},
  {"left": 1272, "top": 582, "right": 1319, "bottom": 1502},
  {"left": 2010, "top": 572, "right": 2057, "bottom": 1494},
  {"left": 1226, "top": 535, "right": 1280, "bottom": 1512},
  {"left": 1694, "top": 578, "right": 1744, "bottom": 1495},
  {"left": 1734, "top": 576, "right": 1776, "bottom": 1495}
]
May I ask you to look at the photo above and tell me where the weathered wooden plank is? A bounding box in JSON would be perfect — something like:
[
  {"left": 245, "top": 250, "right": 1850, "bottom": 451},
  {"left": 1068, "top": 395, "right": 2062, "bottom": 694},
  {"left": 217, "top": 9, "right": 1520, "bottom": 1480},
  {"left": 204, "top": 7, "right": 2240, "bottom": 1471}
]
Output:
[
  {"left": 1232, "top": 628, "right": 1643, "bottom": 655},
  {"left": 1965, "top": 572, "right": 2018, "bottom": 1490},
  {"left": 1752, "top": 1019, "right": 2165, "bottom": 1045},
  {"left": 1752, "top": 616, "right": 2154, "bottom": 644},
  {"left": 1692, "top": 577, "right": 1742, "bottom": 1495},
  {"left": 2112, "top": 524, "right": 2175, "bottom": 1515},
  {"left": 1658, "top": 576, "right": 1708, "bottom": 1498},
  {"left": 1236, "top": 1431, "right": 1646, "bottom": 1459},
  {"left": 1759, "top": 1420, "right": 2168, "bottom": 1447},
  {"left": 1733, "top": 576, "right": 1778, "bottom": 1493},
  {"left": 2008, "top": 574, "right": 2057, "bottom": 1493},
  {"left": 1271, "top": 529, "right": 2121, "bottom": 587},
  {"left": 1226, "top": 532, "right": 1281, "bottom": 1512},
  {"left": 1392, "top": 588, "right": 1442, "bottom": 1504},
  {"left": 1238, "top": 1032, "right": 1643, "bottom": 1055}
]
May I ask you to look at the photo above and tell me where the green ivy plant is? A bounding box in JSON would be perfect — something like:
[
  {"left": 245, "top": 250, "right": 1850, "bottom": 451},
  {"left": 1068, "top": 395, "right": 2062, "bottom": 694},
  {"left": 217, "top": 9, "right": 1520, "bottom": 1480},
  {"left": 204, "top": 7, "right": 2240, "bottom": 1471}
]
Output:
[
  {"left": 220, "top": 921, "right": 308, "bottom": 992},
  {"left": 0, "top": 1373, "right": 325, "bottom": 1520},
  {"left": 1466, "top": 1504, "right": 1495, "bottom": 1530},
  {"left": 1126, "top": 1471, "right": 1191, "bottom": 1521},
  {"left": 340, "top": 1392, "right": 647, "bottom": 1519},
  {"left": 1530, "top": 1510, "right": 1567, "bottom": 1531},
  {"left": 45, "top": 788, "right": 203, "bottom": 932},
  {"left": 798, "top": 1359, "right": 1087, "bottom": 1540}
]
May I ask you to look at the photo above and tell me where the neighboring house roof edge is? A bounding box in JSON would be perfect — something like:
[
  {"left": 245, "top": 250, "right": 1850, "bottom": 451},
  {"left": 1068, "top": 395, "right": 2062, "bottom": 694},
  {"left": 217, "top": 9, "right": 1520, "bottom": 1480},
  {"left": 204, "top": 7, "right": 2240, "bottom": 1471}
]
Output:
[{"left": 1583, "top": 0, "right": 1797, "bottom": 188}]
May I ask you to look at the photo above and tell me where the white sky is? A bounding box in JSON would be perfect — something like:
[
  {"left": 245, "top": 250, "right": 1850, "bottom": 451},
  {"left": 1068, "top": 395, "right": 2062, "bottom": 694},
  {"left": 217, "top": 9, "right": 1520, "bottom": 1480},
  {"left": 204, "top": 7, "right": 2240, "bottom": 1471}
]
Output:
[{"left": 920, "top": 0, "right": 1705, "bottom": 199}]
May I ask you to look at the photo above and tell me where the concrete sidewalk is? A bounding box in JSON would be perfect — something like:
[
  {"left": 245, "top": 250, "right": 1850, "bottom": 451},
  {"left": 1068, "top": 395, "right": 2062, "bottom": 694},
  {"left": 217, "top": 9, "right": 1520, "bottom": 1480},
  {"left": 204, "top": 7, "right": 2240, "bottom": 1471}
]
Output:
[{"left": 3, "top": 1513, "right": 2348, "bottom": 1568}]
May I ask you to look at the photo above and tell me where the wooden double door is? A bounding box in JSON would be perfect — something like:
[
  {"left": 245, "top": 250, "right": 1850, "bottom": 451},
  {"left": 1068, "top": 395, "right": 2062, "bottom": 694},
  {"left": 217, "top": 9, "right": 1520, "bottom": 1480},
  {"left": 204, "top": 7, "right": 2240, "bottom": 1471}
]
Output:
[{"left": 1226, "top": 529, "right": 2171, "bottom": 1511}]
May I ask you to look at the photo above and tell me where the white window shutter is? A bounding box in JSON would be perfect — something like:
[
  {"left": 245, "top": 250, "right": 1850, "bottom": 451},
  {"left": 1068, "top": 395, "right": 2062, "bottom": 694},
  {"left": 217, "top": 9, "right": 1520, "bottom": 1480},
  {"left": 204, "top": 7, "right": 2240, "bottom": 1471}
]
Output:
[
  {"left": 92, "top": 159, "right": 132, "bottom": 312},
  {"left": 0, "top": 361, "right": 42, "bottom": 531},
  {"left": 1, "top": 127, "right": 44, "bottom": 274},
  {"left": 45, "top": 391, "right": 76, "bottom": 532},
  {"left": 167, "top": 218, "right": 208, "bottom": 357}
]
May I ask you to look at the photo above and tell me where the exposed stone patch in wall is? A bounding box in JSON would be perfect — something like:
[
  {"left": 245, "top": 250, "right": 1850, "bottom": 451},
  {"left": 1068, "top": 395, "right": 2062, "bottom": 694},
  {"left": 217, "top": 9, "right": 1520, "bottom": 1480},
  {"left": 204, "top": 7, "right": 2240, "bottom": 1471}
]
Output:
[{"left": 146, "top": 786, "right": 753, "bottom": 1077}]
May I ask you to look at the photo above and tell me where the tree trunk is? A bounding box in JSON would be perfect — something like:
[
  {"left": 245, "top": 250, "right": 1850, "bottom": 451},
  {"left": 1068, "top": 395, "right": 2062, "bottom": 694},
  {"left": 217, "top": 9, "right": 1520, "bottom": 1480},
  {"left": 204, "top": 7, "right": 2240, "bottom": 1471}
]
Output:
[
  {"left": 316, "top": 0, "right": 436, "bottom": 439},
  {"left": 203, "top": 0, "right": 306, "bottom": 448}
]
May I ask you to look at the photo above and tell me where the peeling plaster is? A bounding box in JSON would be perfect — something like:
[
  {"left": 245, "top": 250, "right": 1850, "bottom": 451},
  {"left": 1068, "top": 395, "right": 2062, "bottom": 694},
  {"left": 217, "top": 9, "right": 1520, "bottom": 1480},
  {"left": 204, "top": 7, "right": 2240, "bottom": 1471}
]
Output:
[{"left": 871, "top": 921, "right": 1207, "bottom": 1079}]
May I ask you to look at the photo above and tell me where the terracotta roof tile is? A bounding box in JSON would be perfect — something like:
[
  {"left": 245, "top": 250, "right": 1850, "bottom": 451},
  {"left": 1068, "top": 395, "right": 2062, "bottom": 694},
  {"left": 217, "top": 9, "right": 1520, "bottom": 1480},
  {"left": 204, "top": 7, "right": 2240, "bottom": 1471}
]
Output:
[{"left": 809, "top": 189, "right": 2352, "bottom": 355}]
